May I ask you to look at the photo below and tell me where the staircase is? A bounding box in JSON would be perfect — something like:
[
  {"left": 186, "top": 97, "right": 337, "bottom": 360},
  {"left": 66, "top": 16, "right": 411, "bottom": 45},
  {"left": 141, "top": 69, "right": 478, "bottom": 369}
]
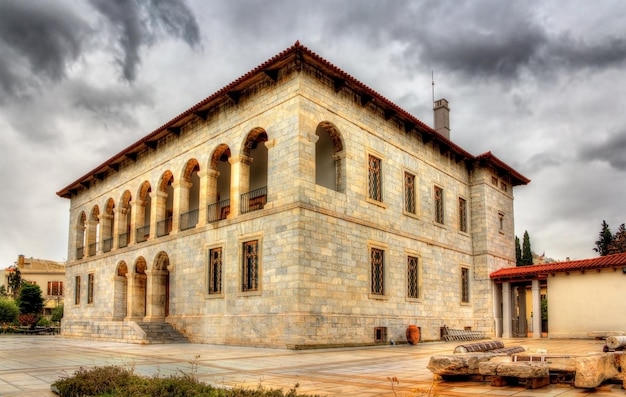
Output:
[{"left": 135, "top": 322, "right": 188, "bottom": 344}]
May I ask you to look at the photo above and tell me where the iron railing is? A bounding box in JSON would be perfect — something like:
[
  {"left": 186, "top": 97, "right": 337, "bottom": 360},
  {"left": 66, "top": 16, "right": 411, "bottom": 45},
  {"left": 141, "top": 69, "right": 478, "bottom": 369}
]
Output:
[
  {"left": 157, "top": 217, "right": 172, "bottom": 237},
  {"left": 207, "top": 198, "right": 230, "bottom": 223},
  {"left": 180, "top": 209, "right": 199, "bottom": 231},
  {"left": 240, "top": 186, "right": 267, "bottom": 214},
  {"left": 76, "top": 246, "right": 84, "bottom": 260},
  {"left": 136, "top": 225, "right": 150, "bottom": 243},
  {"left": 118, "top": 232, "right": 129, "bottom": 248},
  {"left": 102, "top": 238, "right": 113, "bottom": 253},
  {"left": 88, "top": 242, "right": 97, "bottom": 256}
]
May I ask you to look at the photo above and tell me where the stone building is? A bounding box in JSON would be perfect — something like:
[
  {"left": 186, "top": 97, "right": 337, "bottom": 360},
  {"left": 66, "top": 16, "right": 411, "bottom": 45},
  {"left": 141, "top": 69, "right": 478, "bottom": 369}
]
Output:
[
  {"left": 57, "top": 42, "right": 529, "bottom": 347},
  {"left": 3, "top": 255, "right": 65, "bottom": 315}
]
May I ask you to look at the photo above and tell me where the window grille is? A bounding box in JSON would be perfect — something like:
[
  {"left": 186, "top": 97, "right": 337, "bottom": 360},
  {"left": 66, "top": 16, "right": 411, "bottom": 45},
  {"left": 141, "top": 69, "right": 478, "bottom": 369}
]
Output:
[
  {"left": 407, "top": 256, "right": 419, "bottom": 298},
  {"left": 374, "top": 327, "right": 387, "bottom": 343},
  {"left": 47, "top": 281, "right": 64, "bottom": 297},
  {"left": 461, "top": 267, "right": 470, "bottom": 303},
  {"left": 404, "top": 172, "right": 416, "bottom": 214},
  {"left": 87, "top": 273, "right": 94, "bottom": 304},
  {"left": 368, "top": 155, "right": 382, "bottom": 201},
  {"left": 459, "top": 197, "right": 468, "bottom": 232},
  {"left": 434, "top": 186, "right": 444, "bottom": 224},
  {"left": 208, "top": 247, "right": 223, "bottom": 294},
  {"left": 371, "top": 248, "right": 384, "bottom": 295},
  {"left": 242, "top": 240, "right": 258, "bottom": 292}
]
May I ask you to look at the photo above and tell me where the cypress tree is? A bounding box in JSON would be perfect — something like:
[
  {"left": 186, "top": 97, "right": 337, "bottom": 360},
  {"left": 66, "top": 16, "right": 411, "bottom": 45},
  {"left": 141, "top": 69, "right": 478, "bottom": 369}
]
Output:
[
  {"left": 522, "top": 230, "right": 533, "bottom": 266},
  {"left": 593, "top": 220, "right": 613, "bottom": 256}
]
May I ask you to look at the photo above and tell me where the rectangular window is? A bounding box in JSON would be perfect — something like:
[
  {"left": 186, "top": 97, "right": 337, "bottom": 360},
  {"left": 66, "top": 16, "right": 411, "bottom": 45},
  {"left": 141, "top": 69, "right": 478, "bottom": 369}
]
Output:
[
  {"left": 368, "top": 154, "right": 382, "bottom": 202},
  {"left": 370, "top": 248, "right": 384, "bottom": 295},
  {"left": 404, "top": 172, "right": 416, "bottom": 214},
  {"left": 47, "top": 281, "right": 64, "bottom": 297},
  {"left": 87, "top": 273, "right": 94, "bottom": 304},
  {"left": 407, "top": 256, "right": 420, "bottom": 299},
  {"left": 242, "top": 240, "right": 259, "bottom": 292},
  {"left": 434, "top": 186, "right": 444, "bottom": 224},
  {"left": 459, "top": 197, "right": 468, "bottom": 232},
  {"left": 461, "top": 267, "right": 470, "bottom": 303},
  {"left": 74, "top": 276, "right": 81, "bottom": 305},
  {"left": 498, "top": 212, "right": 505, "bottom": 232},
  {"left": 208, "top": 247, "right": 223, "bottom": 295}
]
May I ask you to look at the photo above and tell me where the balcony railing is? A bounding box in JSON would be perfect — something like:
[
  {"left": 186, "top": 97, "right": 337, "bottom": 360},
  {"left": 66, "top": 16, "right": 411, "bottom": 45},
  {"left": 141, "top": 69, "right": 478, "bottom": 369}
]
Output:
[
  {"left": 207, "top": 198, "right": 230, "bottom": 223},
  {"left": 240, "top": 186, "right": 267, "bottom": 214},
  {"left": 88, "top": 242, "right": 97, "bottom": 256},
  {"left": 76, "top": 246, "right": 84, "bottom": 260},
  {"left": 118, "top": 232, "right": 129, "bottom": 248},
  {"left": 157, "top": 217, "right": 172, "bottom": 237},
  {"left": 180, "top": 209, "right": 199, "bottom": 231},
  {"left": 103, "top": 238, "right": 113, "bottom": 253},
  {"left": 136, "top": 225, "right": 150, "bottom": 243}
]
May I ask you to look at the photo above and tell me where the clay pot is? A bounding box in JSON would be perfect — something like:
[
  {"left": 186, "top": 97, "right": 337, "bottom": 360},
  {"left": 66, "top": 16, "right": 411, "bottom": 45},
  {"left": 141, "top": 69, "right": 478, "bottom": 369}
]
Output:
[{"left": 406, "top": 325, "right": 420, "bottom": 345}]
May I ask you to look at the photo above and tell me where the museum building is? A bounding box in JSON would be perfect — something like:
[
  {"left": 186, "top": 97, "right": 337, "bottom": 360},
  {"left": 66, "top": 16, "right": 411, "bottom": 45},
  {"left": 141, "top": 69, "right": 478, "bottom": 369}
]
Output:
[{"left": 57, "top": 42, "right": 529, "bottom": 347}]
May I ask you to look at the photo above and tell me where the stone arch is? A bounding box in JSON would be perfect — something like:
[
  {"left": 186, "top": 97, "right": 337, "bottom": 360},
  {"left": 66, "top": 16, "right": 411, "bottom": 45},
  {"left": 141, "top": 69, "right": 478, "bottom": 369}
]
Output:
[
  {"left": 316, "top": 121, "right": 346, "bottom": 192},
  {"left": 127, "top": 256, "right": 147, "bottom": 320},
  {"left": 75, "top": 211, "right": 87, "bottom": 260},
  {"left": 87, "top": 205, "right": 100, "bottom": 256},
  {"left": 208, "top": 144, "right": 232, "bottom": 221},
  {"left": 113, "top": 261, "right": 128, "bottom": 320},
  {"left": 135, "top": 181, "right": 152, "bottom": 243},
  {"left": 240, "top": 127, "right": 268, "bottom": 213},
  {"left": 180, "top": 159, "right": 200, "bottom": 230},
  {"left": 102, "top": 198, "right": 115, "bottom": 252},
  {"left": 156, "top": 171, "right": 174, "bottom": 236},
  {"left": 117, "top": 190, "right": 132, "bottom": 248},
  {"left": 145, "top": 251, "right": 171, "bottom": 320}
]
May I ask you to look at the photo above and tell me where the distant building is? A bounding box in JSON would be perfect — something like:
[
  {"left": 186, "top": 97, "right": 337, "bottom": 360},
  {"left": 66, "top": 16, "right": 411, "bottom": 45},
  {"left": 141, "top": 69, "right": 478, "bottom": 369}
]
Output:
[
  {"left": 491, "top": 252, "right": 626, "bottom": 338},
  {"left": 57, "top": 42, "right": 529, "bottom": 347},
  {"left": 3, "top": 255, "right": 65, "bottom": 315}
]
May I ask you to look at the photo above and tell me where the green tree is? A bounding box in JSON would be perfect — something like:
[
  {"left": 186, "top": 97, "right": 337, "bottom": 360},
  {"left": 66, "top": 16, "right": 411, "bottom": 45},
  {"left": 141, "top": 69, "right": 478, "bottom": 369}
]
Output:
[
  {"left": 6, "top": 265, "right": 22, "bottom": 298},
  {"left": 515, "top": 236, "right": 522, "bottom": 266},
  {"left": 521, "top": 230, "right": 533, "bottom": 266},
  {"left": 0, "top": 298, "right": 19, "bottom": 325},
  {"left": 18, "top": 283, "right": 44, "bottom": 315},
  {"left": 51, "top": 303, "right": 64, "bottom": 323},
  {"left": 607, "top": 223, "right": 626, "bottom": 255},
  {"left": 594, "top": 220, "right": 613, "bottom": 256}
]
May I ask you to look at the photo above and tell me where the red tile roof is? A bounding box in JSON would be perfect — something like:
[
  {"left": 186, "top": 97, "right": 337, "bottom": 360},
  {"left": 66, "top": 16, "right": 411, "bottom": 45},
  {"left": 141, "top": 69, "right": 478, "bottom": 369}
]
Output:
[
  {"left": 57, "top": 41, "right": 529, "bottom": 198},
  {"left": 490, "top": 252, "right": 626, "bottom": 282}
]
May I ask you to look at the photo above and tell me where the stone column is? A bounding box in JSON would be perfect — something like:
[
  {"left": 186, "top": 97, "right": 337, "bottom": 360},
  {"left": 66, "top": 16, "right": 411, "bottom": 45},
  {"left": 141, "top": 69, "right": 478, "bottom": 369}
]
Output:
[
  {"left": 532, "top": 280, "right": 541, "bottom": 339},
  {"left": 129, "top": 200, "right": 144, "bottom": 246},
  {"left": 144, "top": 269, "right": 167, "bottom": 322},
  {"left": 172, "top": 180, "right": 191, "bottom": 233},
  {"left": 100, "top": 213, "right": 113, "bottom": 253},
  {"left": 113, "top": 207, "right": 126, "bottom": 249},
  {"left": 125, "top": 272, "right": 136, "bottom": 321},
  {"left": 229, "top": 155, "right": 252, "bottom": 218},
  {"left": 197, "top": 169, "right": 210, "bottom": 227},
  {"left": 502, "top": 282, "right": 512, "bottom": 338},
  {"left": 518, "top": 286, "right": 527, "bottom": 336},
  {"left": 86, "top": 219, "right": 98, "bottom": 256}
]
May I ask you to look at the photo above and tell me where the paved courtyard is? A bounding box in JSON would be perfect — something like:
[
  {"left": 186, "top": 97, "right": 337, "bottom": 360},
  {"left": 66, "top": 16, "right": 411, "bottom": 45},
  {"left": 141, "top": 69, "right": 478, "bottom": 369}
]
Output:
[{"left": 0, "top": 335, "right": 623, "bottom": 396}]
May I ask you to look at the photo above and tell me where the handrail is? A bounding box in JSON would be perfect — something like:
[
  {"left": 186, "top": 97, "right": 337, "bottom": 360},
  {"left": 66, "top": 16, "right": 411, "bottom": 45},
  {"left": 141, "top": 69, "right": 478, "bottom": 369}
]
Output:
[
  {"left": 240, "top": 186, "right": 267, "bottom": 214},
  {"left": 180, "top": 209, "right": 199, "bottom": 231},
  {"left": 207, "top": 198, "right": 230, "bottom": 223},
  {"left": 136, "top": 225, "right": 149, "bottom": 243}
]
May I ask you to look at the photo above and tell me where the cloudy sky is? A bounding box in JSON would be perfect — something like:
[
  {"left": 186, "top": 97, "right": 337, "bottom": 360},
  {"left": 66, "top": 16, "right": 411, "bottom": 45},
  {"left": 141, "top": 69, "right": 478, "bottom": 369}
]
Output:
[{"left": 1, "top": 0, "right": 625, "bottom": 268}]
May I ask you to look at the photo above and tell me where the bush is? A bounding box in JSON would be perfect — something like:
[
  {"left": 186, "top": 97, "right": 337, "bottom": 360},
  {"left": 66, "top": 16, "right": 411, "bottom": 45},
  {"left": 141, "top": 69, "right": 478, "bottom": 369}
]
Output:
[
  {"left": 51, "top": 303, "right": 64, "bottom": 323},
  {"left": 0, "top": 298, "right": 19, "bottom": 325},
  {"left": 52, "top": 365, "right": 322, "bottom": 397},
  {"left": 18, "top": 313, "right": 39, "bottom": 328},
  {"left": 18, "top": 283, "right": 44, "bottom": 315}
]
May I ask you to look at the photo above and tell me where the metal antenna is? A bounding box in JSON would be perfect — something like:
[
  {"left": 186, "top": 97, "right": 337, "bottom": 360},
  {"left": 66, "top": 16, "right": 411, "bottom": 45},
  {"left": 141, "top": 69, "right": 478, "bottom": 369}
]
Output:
[{"left": 431, "top": 70, "right": 435, "bottom": 109}]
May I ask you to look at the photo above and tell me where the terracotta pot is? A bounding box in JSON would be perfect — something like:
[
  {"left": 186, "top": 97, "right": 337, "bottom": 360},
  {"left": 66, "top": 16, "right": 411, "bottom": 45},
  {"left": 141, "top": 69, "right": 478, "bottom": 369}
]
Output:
[{"left": 406, "top": 325, "right": 420, "bottom": 345}]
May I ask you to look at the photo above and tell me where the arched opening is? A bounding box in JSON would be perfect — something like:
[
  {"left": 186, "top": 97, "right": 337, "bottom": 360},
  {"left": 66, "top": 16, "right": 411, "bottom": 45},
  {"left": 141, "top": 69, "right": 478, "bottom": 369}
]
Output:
[
  {"left": 145, "top": 251, "right": 171, "bottom": 321},
  {"left": 241, "top": 127, "right": 268, "bottom": 213},
  {"left": 136, "top": 181, "right": 151, "bottom": 243},
  {"left": 208, "top": 144, "right": 232, "bottom": 222},
  {"left": 315, "top": 121, "right": 345, "bottom": 192},
  {"left": 157, "top": 171, "right": 174, "bottom": 237},
  {"left": 180, "top": 159, "right": 200, "bottom": 230},
  {"left": 118, "top": 190, "right": 132, "bottom": 248},
  {"left": 88, "top": 206, "right": 100, "bottom": 256},
  {"left": 113, "top": 261, "right": 128, "bottom": 320},
  {"left": 75, "top": 212, "right": 87, "bottom": 260},
  {"left": 102, "top": 198, "right": 115, "bottom": 253},
  {"left": 128, "top": 257, "right": 147, "bottom": 320}
]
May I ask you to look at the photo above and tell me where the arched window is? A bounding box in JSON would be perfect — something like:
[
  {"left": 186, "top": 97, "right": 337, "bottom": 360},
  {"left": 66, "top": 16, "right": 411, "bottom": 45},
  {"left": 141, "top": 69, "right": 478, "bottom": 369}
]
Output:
[
  {"left": 241, "top": 127, "right": 268, "bottom": 214},
  {"left": 315, "top": 121, "right": 345, "bottom": 192},
  {"left": 136, "top": 181, "right": 151, "bottom": 243},
  {"left": 180, "top": 159, "right": 200, "bottom": 230},
  {"left": 102, "top": 198, "right": 115, "bottom": 253},
  {"left": 75, "top": 212, "right": 87, "bottom": 260},
  {"left": 88, "top": 206, "right": 100, "bottom": 256},
  {"left": 118, "top": 190, "right": 132, "bottom": 248},
  {"left": 208, "top": 144, "right": 231, "bottom": 222},
  {"left": 157, "top": 171, "right": 174, "bottom": 237}
]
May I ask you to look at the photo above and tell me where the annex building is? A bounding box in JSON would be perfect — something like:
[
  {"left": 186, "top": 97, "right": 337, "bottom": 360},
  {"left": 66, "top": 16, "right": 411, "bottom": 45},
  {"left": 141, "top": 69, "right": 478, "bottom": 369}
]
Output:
[{"left": 57, "top": 42, "right": 529, "bottom": 347}]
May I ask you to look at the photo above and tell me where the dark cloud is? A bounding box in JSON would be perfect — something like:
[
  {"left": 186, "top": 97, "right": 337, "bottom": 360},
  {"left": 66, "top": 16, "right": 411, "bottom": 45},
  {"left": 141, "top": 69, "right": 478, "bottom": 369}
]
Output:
[
  {"left": 0, "top": 1, "right": 88, "bottom": 100},
  {"left": 579, "top": 130, "right": 626, "bottom": 171},
  {"left": 89, "top": 0, "right": 200, "bottom": 82}
]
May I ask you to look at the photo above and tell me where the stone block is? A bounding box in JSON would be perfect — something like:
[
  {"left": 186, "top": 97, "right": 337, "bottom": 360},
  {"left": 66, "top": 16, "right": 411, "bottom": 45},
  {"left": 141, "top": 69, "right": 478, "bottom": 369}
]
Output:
[
  {"left": 574, "top": 353, "right": 619, "bottom": 388},
  {"left": 427, "top": 353, "right": 494, "bottom": 376}
]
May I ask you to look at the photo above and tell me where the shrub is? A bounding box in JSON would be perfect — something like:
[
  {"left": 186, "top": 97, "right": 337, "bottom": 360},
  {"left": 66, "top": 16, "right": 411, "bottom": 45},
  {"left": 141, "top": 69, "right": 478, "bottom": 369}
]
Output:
[
  {"left": 0, "top": 298, "right": 19, "bottom": 325},
  {"left": 18, "top": 313, "right": 39, "bottom": 328},
  {"left": 18, "top": 283, "right": 44, "bottom": 315},
  {"left": 51, "top": 303, "right": 64, "bottom": 323}
]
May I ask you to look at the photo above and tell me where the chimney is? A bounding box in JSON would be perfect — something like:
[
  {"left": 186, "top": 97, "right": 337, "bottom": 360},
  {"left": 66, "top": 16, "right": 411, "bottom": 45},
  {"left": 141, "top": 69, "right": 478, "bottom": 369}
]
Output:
[
  {"left": 17, "top": 254, "right": 25, "bottom": 267},
  {"left": 433, "top": 98, "right": 450, "bottom": 139}
]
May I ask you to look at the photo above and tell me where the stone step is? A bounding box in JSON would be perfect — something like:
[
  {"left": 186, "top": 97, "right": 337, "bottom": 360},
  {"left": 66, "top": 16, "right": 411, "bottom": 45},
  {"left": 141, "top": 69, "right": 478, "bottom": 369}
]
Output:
[{"left": 135, "top": 322, "right": 188, "bottom": 344}]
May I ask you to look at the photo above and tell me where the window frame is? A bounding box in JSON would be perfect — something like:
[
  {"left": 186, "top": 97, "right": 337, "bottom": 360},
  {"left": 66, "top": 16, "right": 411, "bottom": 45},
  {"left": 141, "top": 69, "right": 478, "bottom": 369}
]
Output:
[
  {"left": 406, "top": 252, "right": 422, "bottom": 302},
  {"left": 458, "top": 196, "right": 468, "bottom": 233},
  {"left": 206, "top": 244, "right": 224, "bottom": 298},
  {"left": 239, "top": 235, "right": 263, "bottom": 296},
  {"left": 74, "top": 275, "right": 81, "bottom": 305},
  {"left": 87, "top": 273, "right": 94, "bottom": 305},
  {"left": 434, "top": 185, "right": 444, "bottom": 224},
  {"left": 460, "top": 266, "right": 470, "bottom": 304},
  {"left": 403, "top": 170, "right": 417, "bottom": 216},
  {"left": 366, "top": 151, "right": 385, "bottom": 206},
  {"left": 368, "top": 241, "right": 389, "bottom": 300}
]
